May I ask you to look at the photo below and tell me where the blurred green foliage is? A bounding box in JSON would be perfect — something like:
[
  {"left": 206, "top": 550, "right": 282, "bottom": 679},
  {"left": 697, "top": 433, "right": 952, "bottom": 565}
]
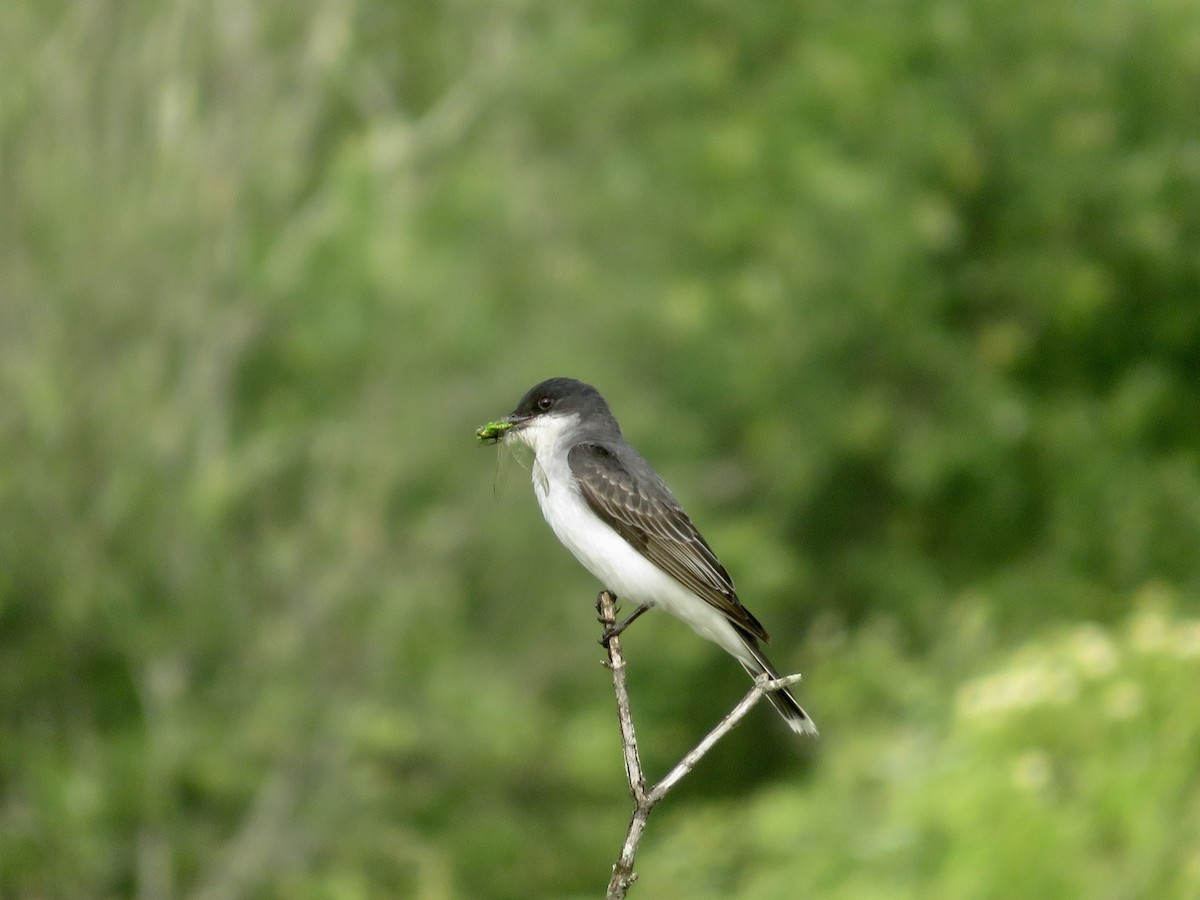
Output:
[{"left": 2, "top": 0, "right": 1199, "bottom": 897}]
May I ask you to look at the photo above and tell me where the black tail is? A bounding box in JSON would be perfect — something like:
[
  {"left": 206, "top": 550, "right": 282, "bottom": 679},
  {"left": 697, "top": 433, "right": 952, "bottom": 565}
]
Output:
[{"left": 736, "top": 637, "right": 818, "bottom": 737}]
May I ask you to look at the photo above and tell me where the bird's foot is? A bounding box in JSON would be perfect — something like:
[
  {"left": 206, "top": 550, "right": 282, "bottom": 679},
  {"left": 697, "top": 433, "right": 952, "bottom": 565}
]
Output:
[{"left": 598, "top": 602, "right": 651, "bottom": 646}]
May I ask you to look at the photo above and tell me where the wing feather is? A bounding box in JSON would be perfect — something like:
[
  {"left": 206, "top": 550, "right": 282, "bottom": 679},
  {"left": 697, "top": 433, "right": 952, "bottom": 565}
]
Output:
[{"left": 568, "top": 442, "right": 768, "bottom": 642}]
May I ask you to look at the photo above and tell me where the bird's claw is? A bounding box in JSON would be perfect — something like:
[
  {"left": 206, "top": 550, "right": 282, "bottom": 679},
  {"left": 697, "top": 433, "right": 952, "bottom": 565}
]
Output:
[{"left": 598, "top": 603, "right": 651, "bottom": 646}]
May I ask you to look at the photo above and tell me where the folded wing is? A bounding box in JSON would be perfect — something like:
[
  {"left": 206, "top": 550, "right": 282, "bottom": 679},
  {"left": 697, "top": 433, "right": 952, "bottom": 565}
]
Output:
[{"left": 568, "top": 441, "right": 769, "bottom": 642}]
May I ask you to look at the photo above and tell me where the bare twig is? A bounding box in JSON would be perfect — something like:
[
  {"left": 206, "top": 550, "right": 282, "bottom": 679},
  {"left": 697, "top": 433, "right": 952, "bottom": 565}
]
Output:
[{"left": 595, "top": 591, "right": 803, "bottom": 899}]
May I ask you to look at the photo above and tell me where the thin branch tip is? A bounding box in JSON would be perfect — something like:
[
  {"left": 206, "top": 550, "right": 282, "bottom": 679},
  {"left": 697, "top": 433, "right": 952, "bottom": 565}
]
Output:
[{"left": 759, "top": 672, "right": 804, "bottom": 692}]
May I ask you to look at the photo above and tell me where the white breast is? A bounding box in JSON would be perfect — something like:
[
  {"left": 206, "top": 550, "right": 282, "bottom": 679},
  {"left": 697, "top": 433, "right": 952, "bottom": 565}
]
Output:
[{"left": 513, "top": 412, "right": 749, "bottom": 661}]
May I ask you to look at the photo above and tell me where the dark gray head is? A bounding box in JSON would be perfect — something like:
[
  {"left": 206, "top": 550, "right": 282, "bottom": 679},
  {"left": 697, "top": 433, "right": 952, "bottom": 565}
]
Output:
[{"left": 502, "top": 377, "right": 621, "bottom": 446}]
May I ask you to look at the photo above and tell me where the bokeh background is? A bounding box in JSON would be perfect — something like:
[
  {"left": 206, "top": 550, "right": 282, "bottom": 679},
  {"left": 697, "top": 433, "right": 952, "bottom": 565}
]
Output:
[{"left": 3, "top": 0, "right": 1200, "bottom": 897}]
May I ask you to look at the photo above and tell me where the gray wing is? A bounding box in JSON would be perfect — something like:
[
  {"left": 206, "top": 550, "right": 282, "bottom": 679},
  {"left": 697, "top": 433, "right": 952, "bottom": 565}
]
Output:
[{"left": 568, "top": 442, "right": 769, "bottom": 642}]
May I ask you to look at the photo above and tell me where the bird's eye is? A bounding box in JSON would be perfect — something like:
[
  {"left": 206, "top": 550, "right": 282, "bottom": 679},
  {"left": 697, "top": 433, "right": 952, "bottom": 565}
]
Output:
[{"left": 536, "top": 396, "right": 554, "bottom": 411}]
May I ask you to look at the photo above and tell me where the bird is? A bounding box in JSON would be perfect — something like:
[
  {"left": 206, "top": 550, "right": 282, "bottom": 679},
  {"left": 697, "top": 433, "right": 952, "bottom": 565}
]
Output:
[{"left": 483, "top": 376, "right": 816, "bottom": 736}]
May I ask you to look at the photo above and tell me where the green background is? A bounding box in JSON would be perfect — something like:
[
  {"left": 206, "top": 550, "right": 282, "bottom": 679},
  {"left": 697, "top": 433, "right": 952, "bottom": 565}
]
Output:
[{"left": 3, "top": 0, "right": 1200, "bottom": 897}]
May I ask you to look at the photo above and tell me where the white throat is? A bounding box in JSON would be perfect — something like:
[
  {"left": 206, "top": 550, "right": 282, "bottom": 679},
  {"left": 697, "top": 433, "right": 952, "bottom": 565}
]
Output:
[{"left": 507, "top": 412, "right": 581, "bottom": 494}]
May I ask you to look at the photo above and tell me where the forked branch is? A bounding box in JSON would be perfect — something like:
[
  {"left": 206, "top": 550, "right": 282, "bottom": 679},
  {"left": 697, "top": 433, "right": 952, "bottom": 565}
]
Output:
[{"left": 595, "top": 591, "right": 803, "bottom": 899}]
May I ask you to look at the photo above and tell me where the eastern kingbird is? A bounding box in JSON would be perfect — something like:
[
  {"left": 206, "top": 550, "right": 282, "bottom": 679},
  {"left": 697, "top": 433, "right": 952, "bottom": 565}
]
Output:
[{"left": 484, "top": 377, "right": 817, "bottom": 736}]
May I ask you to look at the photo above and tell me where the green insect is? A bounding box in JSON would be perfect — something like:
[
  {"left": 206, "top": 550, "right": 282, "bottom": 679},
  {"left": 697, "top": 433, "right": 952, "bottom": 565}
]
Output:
[{"left": 475, "top": 420, "right": 514, "bottom": 444}]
